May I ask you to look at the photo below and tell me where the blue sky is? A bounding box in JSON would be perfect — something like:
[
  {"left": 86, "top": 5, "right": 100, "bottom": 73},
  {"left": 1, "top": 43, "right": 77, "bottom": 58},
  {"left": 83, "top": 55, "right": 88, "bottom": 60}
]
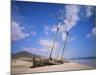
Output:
[{"left": 11, "top": 1, "right": 96, "bottom": 59}]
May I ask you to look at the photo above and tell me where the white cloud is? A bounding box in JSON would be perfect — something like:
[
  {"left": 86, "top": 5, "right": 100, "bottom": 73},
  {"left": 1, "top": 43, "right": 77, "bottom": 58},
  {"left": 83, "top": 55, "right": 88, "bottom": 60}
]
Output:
[
  {"left": 51, "top": 5, "right": 80, "bottom": 42},
  {"left": 61, "top": 32, "right": 67, "bottom": 41},
  {"left": 61, "top": 32, "right": 75, "bottom": 42},
  {"left": 11, "top": 21, "right": 29, "bottom": 41},
  {"left": 22, "top": 47, "right": 38, "bottom": 52},
  {"left": 86, "top": 6, "right": 94, "bottom": 18},
  {"left": 64, "top": 5, "right": 80, "bottom": 31},
  {"left": 45, "top": 25, "right": 49, "bottom": 30},
  {"left": 22, "top": 47, "right": 47, "bottom": 53},
  {"left": 39, "top": 39, "right": 59, "bottom": 51},
  {"left": 44, "top": 25, "right": 49, "bottom": 35},
  {"left": 21, "top": 39, "right": 60, "bottom": 54},
  {"left": 86, "top": 33, "right": 91, "bottom": 38},
  {"left": 51, "top": 5, "right": 80, "bottom": 33},
  {"left": 51, "top": 24, "right": 68, "bottom": 33},
  {"left": 92, "top": 27, "right": 96, "bottom": 36},
  {"left": 69, "top": 37, "right": 75, "bottom": 41},
  {"left": 51, "top": 25, "right": 57, "bottom": 32},
  {"left": 86, "top": 27, "right": 96, "bottom": 38}
]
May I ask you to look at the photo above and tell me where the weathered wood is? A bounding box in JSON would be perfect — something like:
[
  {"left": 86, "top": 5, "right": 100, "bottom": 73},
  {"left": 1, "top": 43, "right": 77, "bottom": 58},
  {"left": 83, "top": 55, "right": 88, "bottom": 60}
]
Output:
[{"left": 30, "top": 57, "right": 64, "bottom": 68}]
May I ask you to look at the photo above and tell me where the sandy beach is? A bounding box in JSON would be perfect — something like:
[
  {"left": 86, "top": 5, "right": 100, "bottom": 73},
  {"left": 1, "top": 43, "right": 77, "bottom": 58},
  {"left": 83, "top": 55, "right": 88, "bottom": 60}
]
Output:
[{"left": 11, "top": 59, "right": 95, "bottom": 74}]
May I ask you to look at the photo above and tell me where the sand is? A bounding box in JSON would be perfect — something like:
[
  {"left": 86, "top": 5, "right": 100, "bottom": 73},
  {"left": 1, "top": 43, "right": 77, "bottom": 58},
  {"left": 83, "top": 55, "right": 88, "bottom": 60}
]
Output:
[{"left": 11, "top": 59, "right": 95, "bottom": 74}]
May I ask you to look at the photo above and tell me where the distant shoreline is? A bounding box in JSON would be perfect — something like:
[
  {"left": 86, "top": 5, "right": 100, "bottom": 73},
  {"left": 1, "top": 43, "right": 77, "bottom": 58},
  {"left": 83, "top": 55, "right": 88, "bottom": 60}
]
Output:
[{"left": 65, "top": 56, "right": 96, "bottom": 60}]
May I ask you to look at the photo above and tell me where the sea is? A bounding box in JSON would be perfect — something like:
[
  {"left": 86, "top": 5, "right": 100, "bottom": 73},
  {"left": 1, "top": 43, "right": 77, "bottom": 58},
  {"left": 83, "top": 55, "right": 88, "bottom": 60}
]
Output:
[{"left": 66, "top": 58, "right": 96, "bottom": 68}]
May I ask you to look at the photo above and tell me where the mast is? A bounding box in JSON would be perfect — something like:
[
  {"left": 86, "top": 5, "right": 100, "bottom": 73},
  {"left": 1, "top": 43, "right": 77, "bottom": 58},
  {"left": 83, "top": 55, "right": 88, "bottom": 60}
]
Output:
[
  {"left": 60, "top": 15, "right": 72, "bottom": 61},
  {"left": 56, "top": 49, "right": 59, "bottom": 60},
  {"left": 49, "top": 9, "right": 65, "bottom": 60},
  {"left": 49, "top": 9, "right": 66, "bottom": 60},
  {"left": 49, "top": 24, "right": 59, "bottom": 60},
  {"left": 60, "top": 31, "right": 69, "bottom": 61}
]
